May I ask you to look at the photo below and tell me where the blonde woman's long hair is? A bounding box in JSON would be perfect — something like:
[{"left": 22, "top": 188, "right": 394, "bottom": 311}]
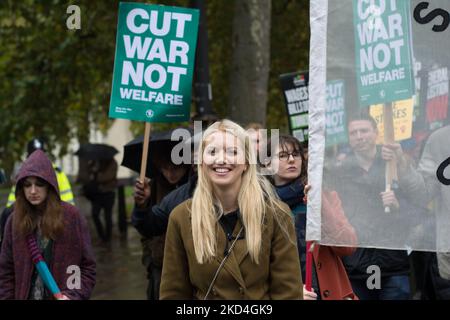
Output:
[{"left": 191, "top": 119, "right": 292, "bottom": 264}]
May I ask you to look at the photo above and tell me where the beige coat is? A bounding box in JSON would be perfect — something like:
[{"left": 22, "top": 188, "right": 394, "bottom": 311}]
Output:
[{"left": 160, "top": 199, "right": 303, "bottom": 300}]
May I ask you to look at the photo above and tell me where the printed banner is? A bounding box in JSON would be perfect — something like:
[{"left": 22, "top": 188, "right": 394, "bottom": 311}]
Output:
[
  {"left": 353, "top": 0, "right": 414, "bottom": 106},
  {"left": 280, "top": 71, "right": 309, "bottom": 142},
  {"left": 426, "top": 66, "right": 449, "bottom": 130},
  {"left": 109, "top": 3, "right": 199, "bottom": 122},
  {"left": 308, "top": 0, "right": 450, "bottom": 252}
]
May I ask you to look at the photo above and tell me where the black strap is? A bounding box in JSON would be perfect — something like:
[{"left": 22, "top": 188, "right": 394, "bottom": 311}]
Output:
[{"left": 204, "top": 226, "right": 244, "bottom": 300}]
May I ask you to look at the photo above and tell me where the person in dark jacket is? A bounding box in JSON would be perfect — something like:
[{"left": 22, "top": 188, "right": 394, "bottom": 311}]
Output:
[
  {"left": 332, "top": 114, "right": 413, "bottom": 300},
  {"left": 0, "top": 167, "right": 10, "bottom": 250},
  {"left": 133, "top": 141, "right": 191, "bottom": 300},
  {"left": 0, "top": 206, "right": 13, "bottom": 252},
  {"left": 0, "top": 150, "right": 96, "bottom": 300},
  {"left": 132, "top": 132, "right": 202, "bottom": 239},
  {"left": 83, "top": 158, "right": 118, "bottom": 243},
  {"left": 411, "top": 251, "right": 450, "bottom": 300},
  {"left": 132, "top": 173, "right": 197, "bottom": 238},
  {"left": 0, "top": 169, "right": 6, "bottom": 185}
]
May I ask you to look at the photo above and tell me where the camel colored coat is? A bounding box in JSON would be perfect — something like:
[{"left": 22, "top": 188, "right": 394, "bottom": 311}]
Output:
[{"left": 160, "top": 199, "right": 303, "bottom": 300}]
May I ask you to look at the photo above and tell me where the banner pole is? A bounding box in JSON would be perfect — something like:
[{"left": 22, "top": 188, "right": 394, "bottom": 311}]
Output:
[
  {"left": 305, "top": 241, "right": 313, "bottom": 292},
  {"left": 140, "top": 122, "right": 152, "bottom": 183},
  {"left": 383, "top": 102, "right": 397, "bottom": 213}
]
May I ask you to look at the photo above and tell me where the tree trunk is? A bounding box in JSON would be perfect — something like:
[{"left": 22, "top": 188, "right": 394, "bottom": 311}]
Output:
[
  {"left": 228, "top": 0, "right": 271, "bottom": 127},
  {"left": 190, "top": 0, "right": 214, "bottom": 117}
]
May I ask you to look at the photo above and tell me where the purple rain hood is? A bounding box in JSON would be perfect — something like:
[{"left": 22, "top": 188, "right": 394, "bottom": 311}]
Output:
[{"left": 15, "top": 150, "right": 60, "bottom": 197}]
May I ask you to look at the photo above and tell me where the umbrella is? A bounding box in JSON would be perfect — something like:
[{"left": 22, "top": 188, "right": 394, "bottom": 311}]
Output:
[
  {"left": 75, "top": 143, "right": 118, "bottom": 160},
  {"left": 121, "top": 128, "right": 193, "bottom": 179},
  {"left": 26, "top": 235, "right": 65, "bottom": 300}
]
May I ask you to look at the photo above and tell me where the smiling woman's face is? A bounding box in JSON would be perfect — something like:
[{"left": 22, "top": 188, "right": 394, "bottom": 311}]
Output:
[
  {"left": 202, "top": 131, "right": 247, "bottom": 190},
  {"left": 271, "top": 143, "right": 302, "bottom": 186}
]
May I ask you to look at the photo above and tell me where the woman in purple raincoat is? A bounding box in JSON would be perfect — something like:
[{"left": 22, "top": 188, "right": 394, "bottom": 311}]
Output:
[{"left": 0, "top": 150, "right": 96, "bottom": 300}]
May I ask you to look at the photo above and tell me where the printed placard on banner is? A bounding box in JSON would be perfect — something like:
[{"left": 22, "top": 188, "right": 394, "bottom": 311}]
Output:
[
  {"left": 370, "top": 98, "right": 414, "bottom": 143},
  {"left": 109, "top": 3, "right": 199, "bottom": 122},
  {"left": 279, "top": 71, "right": 309, "bottom": 142},
  {"left": 353, "top": 0, "right": 414, "bottom": 106},
  {"left": 326, "top": 80, "right": 347, "bottom": 146},
  {"left": 426, "top": 66, "right": 449, "bottom": 131}
]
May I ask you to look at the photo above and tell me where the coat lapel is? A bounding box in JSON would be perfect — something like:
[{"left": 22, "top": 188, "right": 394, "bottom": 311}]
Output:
[
  {"left": 232, "top": 223, "right": 249, "bottom": 266},
  {"left": 214, "top": 221, "right": 247, "bottom": 289}
]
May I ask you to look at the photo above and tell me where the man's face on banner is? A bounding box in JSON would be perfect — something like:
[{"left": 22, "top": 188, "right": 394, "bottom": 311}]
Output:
[{"left": 348, "top": 120, "right": 378, "bottom": 154}]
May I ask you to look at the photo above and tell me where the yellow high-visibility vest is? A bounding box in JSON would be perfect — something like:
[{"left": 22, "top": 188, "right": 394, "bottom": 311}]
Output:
[{"left": 6, "top": 163, "right": 75, "bottom": 207}]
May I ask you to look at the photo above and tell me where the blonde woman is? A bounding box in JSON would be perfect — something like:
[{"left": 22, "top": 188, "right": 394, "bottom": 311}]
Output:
[{"left": 160, "top": 120, "right": 303, "bottom": 300}]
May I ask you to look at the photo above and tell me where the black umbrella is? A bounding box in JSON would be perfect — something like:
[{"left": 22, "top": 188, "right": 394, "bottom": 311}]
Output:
[
  {"left": 121, "top": 128, "right": 193, "bottom": 178},
  {"left": 75, "top": 143, "right": 119, "bottom": 160}
]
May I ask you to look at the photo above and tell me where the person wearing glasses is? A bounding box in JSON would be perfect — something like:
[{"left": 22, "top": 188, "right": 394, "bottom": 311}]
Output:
[
  {"left": 265, "top": 135, "right": 357, "bottom": 300},
  {"left": 159, "top": 120, "right": 303, "bottom": 300}
]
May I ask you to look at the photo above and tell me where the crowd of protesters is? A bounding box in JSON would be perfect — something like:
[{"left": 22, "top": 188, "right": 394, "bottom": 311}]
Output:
[{"left": 1, "top": 115, "right": 450, "bottom": 300}]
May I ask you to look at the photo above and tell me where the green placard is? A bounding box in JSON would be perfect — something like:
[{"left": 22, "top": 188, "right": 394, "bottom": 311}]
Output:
[
  {"left": 326, "top": 80, "right": 347, "bottom": 147},
  {"left": 353, "top": 0, "right": 413, "bottom": 106},
  {"left": 109, "top": 3, "right": 199, "bottom": 122}
]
